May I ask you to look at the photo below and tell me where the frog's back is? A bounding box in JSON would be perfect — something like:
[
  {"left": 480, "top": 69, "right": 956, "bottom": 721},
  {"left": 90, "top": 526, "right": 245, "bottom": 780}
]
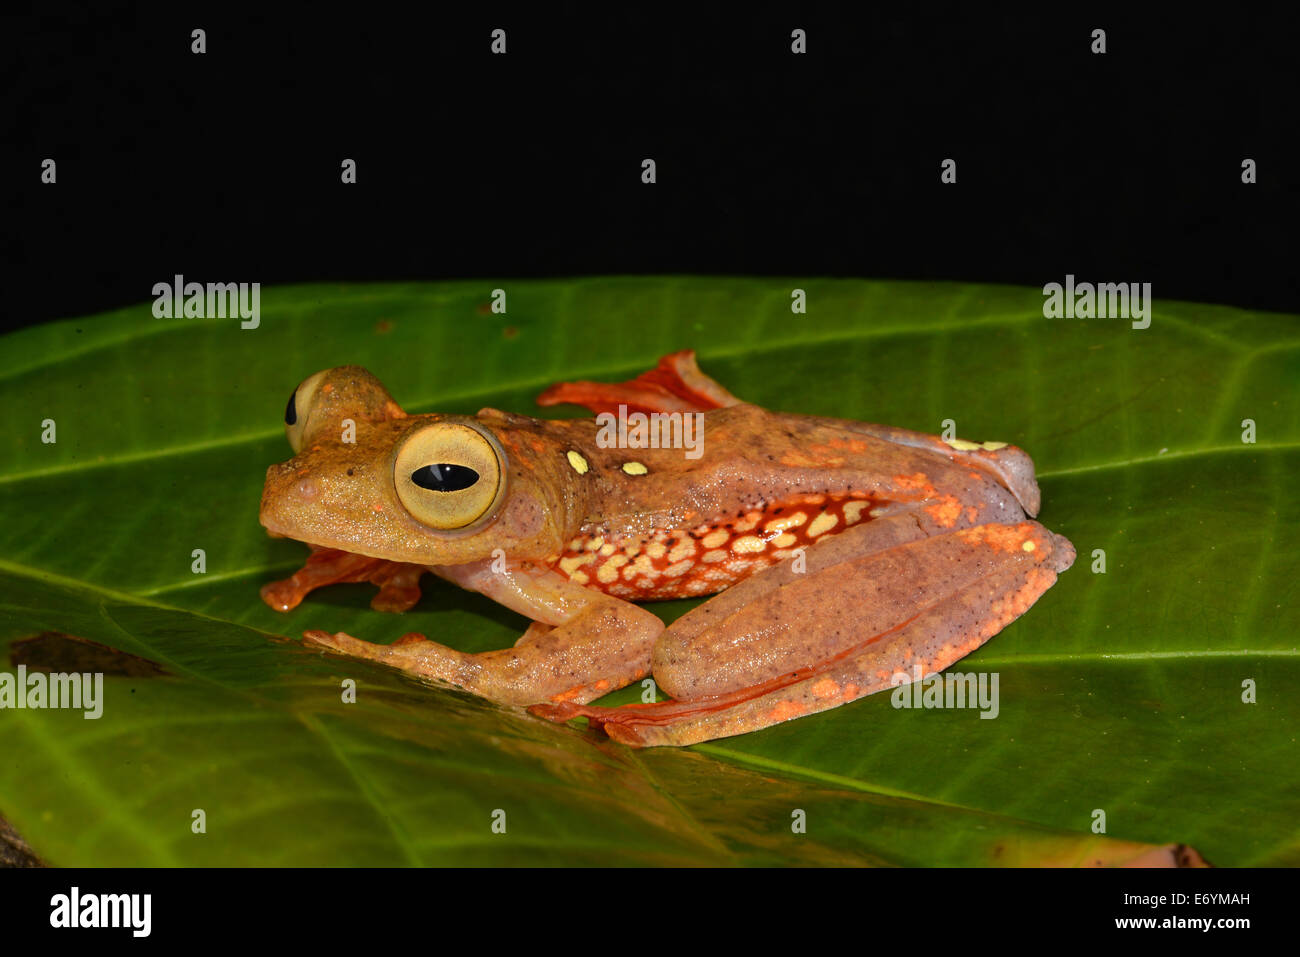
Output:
[{"left": 537, "top": 404, "right": 1035, "bottom": 601}]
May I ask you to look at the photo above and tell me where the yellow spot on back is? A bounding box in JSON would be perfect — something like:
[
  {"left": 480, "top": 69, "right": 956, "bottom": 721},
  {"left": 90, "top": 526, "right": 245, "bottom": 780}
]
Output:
[
  {"left": 702, "top": 548, "right": 727, "bottom": 563},
  {"left": 566, "top": 450, "right": 589, "bottom": 474},
  {"left": 1022, "top": 540, "right": 1036, "bottom": 552},
  {"left": 807, "top": 512, "right": 839, "bottom": 537},
  {"left": 732, "top": 535, "right": 765, "bottom": 554},
  {"left": 629, "top": 554, "right": 656, "bottom": 575},
  {"left": 669, "top": 539, "right": 696, "bottom": 562},
  {"left": 559, "top": 554, "right": 594, "bottom": 576},
  {"left": 765, "top": 511, "right": 808, "bottom": 533},
  {"left": 843, "top": 501, "right": 870, "bottom": 525},
  {"left": 702, "top": 529, "right": 729, "bottom": 549},
  {"left": 774, "top": 532, "right": 797, "bottom": 548},
  {"left": 646, "top": 542, "right": 667, "bottom": 559},
  {"left": 945, "top": 437, "right": 1008, "bottom": 452},
  {"left": 600, "top": 542, "right": 616, "bottom": 556},
  {"left": 621, "top": 461, "right": 648, "bottom": 475}
]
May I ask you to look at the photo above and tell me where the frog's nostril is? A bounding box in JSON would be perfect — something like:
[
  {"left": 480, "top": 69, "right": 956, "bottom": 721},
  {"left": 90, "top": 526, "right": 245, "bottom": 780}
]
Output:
[{"left": 295, "top": 477, "right": 321, "bottom": 502}]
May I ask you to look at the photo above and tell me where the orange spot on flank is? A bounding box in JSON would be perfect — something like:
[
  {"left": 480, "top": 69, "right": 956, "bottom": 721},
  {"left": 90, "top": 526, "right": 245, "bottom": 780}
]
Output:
[
  {"left": 925, "top": 495, "right": 964, "bottom": 528},
  {"left": 767, "top": 700, "right": 806, "bottom": 723},
  {"left": 778, "top": 451, "right": 823, "bottom": 468},
  {"left": 959, "top": 522, "right": 1042, "bottom": 554},
  {"left": 894, "top": 472, "right": 934, "bottom": 492},
  {"left": 811, "top": 678, "right": 840, "bottom": 699}
]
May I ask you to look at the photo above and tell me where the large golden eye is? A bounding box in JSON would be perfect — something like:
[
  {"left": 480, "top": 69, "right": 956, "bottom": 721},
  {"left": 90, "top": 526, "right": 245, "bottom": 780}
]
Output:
[
  {"left": 393, "top": 423, "right": 504, "bottom": 530},
  {"left": 283, "top": 370, "right": 328, "bottom": 453}
]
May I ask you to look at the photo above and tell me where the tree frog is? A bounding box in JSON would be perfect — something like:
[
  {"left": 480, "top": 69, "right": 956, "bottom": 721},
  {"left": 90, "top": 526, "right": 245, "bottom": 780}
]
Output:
[{"left": 259, "top": 352, "right": 1074, "bottom": 747}]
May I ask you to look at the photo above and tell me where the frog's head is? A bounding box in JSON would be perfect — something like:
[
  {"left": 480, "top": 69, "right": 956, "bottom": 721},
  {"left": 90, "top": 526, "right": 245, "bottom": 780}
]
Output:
[{"left": 260, "top": 366, "right": 566, "bottom": 566}]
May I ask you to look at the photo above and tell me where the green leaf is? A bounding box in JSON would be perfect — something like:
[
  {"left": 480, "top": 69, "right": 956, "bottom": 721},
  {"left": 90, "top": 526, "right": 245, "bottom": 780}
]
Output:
[{"left": 1, "top": 278, "right": 1294, "bottom": 866}]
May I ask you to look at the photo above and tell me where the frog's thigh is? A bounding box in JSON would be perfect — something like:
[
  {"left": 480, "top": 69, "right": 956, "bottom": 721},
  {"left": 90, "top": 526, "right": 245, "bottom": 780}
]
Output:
[{"left": 538, "top": 515, "right": 1075, "bottom": 746}]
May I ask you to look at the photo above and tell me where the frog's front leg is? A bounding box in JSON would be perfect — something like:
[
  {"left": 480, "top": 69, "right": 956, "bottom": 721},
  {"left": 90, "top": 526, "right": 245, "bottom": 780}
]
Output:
[
  {"left": 261, "top": 546, "right": 426, "bottom": 614},
  {"left": 301, "top": 562, "right": 664, "bottom": 707},
  {"left": 532, "top": 514, "right": 1075, "bottom": 747}
]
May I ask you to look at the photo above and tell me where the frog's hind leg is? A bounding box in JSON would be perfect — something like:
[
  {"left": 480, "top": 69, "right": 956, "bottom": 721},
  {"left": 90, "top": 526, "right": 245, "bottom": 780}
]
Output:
[
  {"left": 535, "top": 350, "right": 742, "bottom": 415},
  {"left": 531, "top": 513, "right": 1075, "bottom": 747}
]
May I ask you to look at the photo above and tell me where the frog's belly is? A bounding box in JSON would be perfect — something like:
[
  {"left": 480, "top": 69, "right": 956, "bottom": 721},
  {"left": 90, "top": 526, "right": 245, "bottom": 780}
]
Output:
[{"left": 546, "top": 493, "right": 888, "bottom": 601}]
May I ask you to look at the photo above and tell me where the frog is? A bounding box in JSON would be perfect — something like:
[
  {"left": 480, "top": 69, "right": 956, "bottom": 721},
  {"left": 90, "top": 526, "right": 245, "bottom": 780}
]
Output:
[{"left": 259, "top": 351, "right": 1075, "bottom": 747}]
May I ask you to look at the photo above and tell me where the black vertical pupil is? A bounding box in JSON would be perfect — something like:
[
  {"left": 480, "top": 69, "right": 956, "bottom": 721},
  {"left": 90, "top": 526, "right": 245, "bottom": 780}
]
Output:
[
  {"left": 284, "top": 390, "right": 298, "bottom": 426},
  {"left": 411, "top": 464, "right": 479, "bottom": 492}
]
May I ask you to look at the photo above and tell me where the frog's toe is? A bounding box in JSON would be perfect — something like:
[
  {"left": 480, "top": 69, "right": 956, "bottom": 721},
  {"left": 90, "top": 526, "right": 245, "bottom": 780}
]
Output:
[
  {"left": 369, "top": 566, "right": 426, "bottom": 613},
  {"left": 260, "top": 579, "right": 307, "bottom": 613},
  {"left": 302, "top": 629, "right": 477, "bottom": 692},
  {"left": 304, "top": 629, "right": 432, "bottom": 659},
  {"left": 529, "top": 700, "right": 652, "bottom": 745},
  {"left": 528, "top": 701, "right": 578, "bottom": 722},
  {"left": 303, "top": 629, "right": 367, "bottom": 656},
  {"left": 528, "top": 701, "right": 652, "bottom": 748},
  {"left": 391, "top": 631, "right": 434, "bottom": 647},
  {"left": 302, "top": 629, "right": 334, "bottom": 647}
]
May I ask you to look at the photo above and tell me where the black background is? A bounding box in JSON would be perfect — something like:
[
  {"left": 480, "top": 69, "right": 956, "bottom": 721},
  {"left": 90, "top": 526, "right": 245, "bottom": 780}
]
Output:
[
  {"left": 3, "top": 4, "right": 1296, "bottom": 331},
  {"left": 0, "top": 863, "right": 1276, "bottom": 941}
]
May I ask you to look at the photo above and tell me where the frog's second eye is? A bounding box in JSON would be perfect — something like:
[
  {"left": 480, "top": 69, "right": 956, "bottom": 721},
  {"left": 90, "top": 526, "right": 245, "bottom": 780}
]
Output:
[
  {"left": 394, "top": 424, "right": 504, "bottom": 530},
  {"left": 284, "top": 370, "right": 328, "bottom": 453}
]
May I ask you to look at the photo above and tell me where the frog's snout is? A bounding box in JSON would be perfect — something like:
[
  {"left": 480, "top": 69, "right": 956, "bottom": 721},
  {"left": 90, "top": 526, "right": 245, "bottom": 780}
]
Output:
[{"left": 259, "top": 461, "right": 318, "bottom": 536}]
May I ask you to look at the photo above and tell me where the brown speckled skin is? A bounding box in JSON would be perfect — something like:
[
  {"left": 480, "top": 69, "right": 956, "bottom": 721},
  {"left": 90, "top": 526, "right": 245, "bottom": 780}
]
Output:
[{"left": 260, "top": 359, "right": 1075, "bottom": 747}]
